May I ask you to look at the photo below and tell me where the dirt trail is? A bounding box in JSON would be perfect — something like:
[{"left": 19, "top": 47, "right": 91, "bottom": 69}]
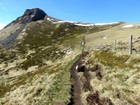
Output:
[
  {"left": 68, "top": 55, "right": 83, "bottom": 105},
  {"left": 68, "top": 37, "right": 85, "bottom": 105}
]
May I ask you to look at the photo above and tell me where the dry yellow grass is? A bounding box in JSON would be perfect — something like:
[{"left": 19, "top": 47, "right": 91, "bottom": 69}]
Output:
[
  {"left": 85, "top": 23, "right": 140, "bottom": 51},
  {"left": 82, "top": 24, "right": 140, "bottom": 104}
]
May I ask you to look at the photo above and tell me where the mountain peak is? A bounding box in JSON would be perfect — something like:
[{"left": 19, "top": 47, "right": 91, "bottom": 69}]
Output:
[
  {"left": 23, "top": 8, "right": 47, "bottom": 21},
  {"left": 12, "top": 8, "right": 47, "bottom": 24}
]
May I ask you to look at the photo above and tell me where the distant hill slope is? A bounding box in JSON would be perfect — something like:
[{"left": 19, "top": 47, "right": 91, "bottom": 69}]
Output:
[
  {"left": 85, "top": 22, "right": 140, "bottom": 50},
  {"left": 0, "top": 8, "right": 121, "bottom": 49}
]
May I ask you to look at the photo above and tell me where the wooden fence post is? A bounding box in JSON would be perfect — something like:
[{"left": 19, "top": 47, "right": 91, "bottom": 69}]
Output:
[{"left": 129, "top": 35, "right": 133, "bottom": 55}]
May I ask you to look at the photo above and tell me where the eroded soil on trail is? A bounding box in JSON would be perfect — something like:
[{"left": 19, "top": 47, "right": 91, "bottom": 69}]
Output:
[{"left": 69, "top": 51, "right": 113, "bottom": 105}]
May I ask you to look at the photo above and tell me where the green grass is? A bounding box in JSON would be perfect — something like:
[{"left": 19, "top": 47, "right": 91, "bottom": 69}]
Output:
[
  {"left": 0, "top": 19, "right": 118, "bottom": 104},
  {"left": 45, "top": 54, "right": 80, "bottom": 105},
  {"left": 93, "top": 50, "right": 140, "bottom": 69},
  {"left": 0, "top": 48, "right": 16, "bottom": 62},
  {"left": 127, "top": 58, "right": 140, "bottom": 68},
  {"left": 0, "top": 19, "right": 87, "bottom": 104},
  {"left": 83, "top": 49, "right": 140, "bottom": 104},
  {"left": 17, "top": 21, "right": 116, "bottom": 70},
  {"left": 16, "top": 21, "right": 89, "bottom": 70},
  {"left": 0, "top": 65, "right": 53, "bottom": 98},
  {"left": 94, "top": 51, "right": 130, "bottom": 69},
  {"left": 17, "top": 22, "right": 88, "bottom": 50}
]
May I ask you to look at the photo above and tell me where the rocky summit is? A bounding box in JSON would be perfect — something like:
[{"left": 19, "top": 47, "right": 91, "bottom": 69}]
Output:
[
  {"left": 0, "top": 8, "right": 47, "bottom": 48},
  {"left": 10, "top": 8, "right": 47, "bottom": 25}
]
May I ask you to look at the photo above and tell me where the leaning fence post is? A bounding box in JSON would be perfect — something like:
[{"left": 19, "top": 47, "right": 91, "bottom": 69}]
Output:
[{"left": 129, "top": 35, "right": 133, "bottom": 55}]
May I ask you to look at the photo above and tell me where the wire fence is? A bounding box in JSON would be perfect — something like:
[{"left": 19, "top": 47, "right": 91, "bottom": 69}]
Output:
[{"left": 86, "top": 34, "right": 140, "bottom": 55}]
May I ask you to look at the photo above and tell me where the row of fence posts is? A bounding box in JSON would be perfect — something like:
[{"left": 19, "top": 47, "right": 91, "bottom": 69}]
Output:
[{"left": 113, "top": 34, "right": 133, "bottom": 55}]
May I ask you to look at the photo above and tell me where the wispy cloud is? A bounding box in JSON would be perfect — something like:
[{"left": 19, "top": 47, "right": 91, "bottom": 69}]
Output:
[{"left": 0, "top": 1, "right": 8, "bottom": 13}]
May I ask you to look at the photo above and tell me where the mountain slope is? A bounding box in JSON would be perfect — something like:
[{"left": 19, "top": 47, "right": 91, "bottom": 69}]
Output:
[
  {"left": 80, "top": 23, "right": 140, "bottom": 104},
  {"left": 0, "top": 8, "right": 46, "bottom": 48},
  {"left": 0, "top": 8, "right": 131, "bottom": 105},
  {"left": 0, "top": 8, "right": 95, "bottom": 105},
  {"left": 0, "top": 21, "right": 86, "bottom": 105}
]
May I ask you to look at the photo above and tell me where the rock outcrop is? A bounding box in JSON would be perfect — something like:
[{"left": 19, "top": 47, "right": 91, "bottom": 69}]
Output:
[
  {"left": 0, "top": 8, "right": 47, "bottom": 48},
  {"left": 6, "top": 8, "right": 47, "bottom": 26},
  {"left": 14, "top": 8, "right": 47, "bottom": 24}
]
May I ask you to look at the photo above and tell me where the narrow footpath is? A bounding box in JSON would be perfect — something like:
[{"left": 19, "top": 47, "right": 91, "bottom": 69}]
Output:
[
  {"left": 68, "top": 55, "right": 83, "bottom": 105},
  {"left": 68, "top": 37, "right": 86, "bottom": 105}
]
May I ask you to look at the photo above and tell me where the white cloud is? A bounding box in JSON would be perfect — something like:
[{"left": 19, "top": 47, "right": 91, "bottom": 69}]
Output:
[{"left": 0, "top": 24, "right": 6, "bottom": 30}]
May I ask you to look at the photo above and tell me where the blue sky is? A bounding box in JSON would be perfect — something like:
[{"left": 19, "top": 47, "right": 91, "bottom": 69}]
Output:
[{"left": 0, "top": 0, "right": 140, "bottom": 27}]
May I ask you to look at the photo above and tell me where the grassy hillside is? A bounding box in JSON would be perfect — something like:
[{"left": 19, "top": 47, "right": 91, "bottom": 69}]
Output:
[
  {"left": 85, "top": 23, "right": 140, "bottom": 51},
  {"left": 0, "top": 20, "right": 88, "bottom": 104},
  {"left": 0, "top": 20, "right": 131, "bottom": 105},
  {"left": 80, "top": 23, "right": 140, "bottom": 105},
  {"left": 78, "top": 50, "right": 140, "bottom": 105},
  {"left": 1, "top": 19, "right": 117, "bottom": 104}
]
